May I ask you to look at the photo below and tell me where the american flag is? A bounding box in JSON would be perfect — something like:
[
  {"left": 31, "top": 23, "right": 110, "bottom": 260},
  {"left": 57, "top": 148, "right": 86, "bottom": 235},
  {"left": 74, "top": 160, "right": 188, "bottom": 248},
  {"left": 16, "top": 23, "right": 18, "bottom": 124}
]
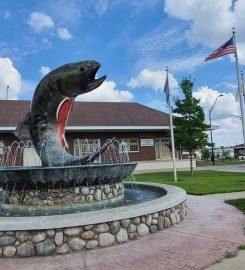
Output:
[
  {"left": 205, "top": 37, "right": 235, "bottom": 61},
  {"left": 164, "top": 73, "right": 170, "bottom": 105}
]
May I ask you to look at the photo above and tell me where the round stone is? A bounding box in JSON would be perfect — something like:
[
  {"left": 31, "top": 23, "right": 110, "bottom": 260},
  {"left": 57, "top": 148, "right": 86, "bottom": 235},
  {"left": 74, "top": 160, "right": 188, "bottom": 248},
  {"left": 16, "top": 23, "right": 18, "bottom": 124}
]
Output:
[
  {"left": 145, "top": 215, "right": 152, "bottom": 226},
  {"left": 5, "top": 231, "right": 15, "bottom": 236},
  {"left": 110, "top": 221, "right": 120, "bottom": 234},
  {"left": 36, "top": 239, "right": 56, "bottom": 256},
  {"left": 137, "top": 224, "right": 149, "bottom": 237},
  {"left": 54, "top": 231, "right": 63, "bottom": 246},
  {"left": 81, "top": 187, "right": 90, "bottom": 195},
  {"left": 62, "top": 194, "right": 73, "bottom": 204},
  {"left": 98, "top": 233, "right": 115, "bottom": 247},
  {"left": 116, "top": 228, "right": 128, "bottom": 243},
  {"left": 176, "top": 213, "right": 181, "bottom": 224},
  {"left": 56, "top": 243, "right": 70, "bottom": 254},
  {"left": 164, "top": 217, "right": 171, "bottom": 228},
  {"left": 149, "top": 225, "right": 158, "bottom": 233},
  {"left": 64, "top": 227, "right": 83, "bottom": 236},
  {"left": 68, "top": 238, "right": 86, "bottom": 251},
  {"left": 46, "top": 230, "right": 55, "bottom": 238},
  {"left": 87, "top": 195, "right": 93, "bottom": 202},
  {"left": 180, "top": 209, "right": 186, "bottom": 220},
  {"left": 152, "top": 218, "right": 158, "bottom": 225},
  {"left": 93, "top": 223, "right": 109, "bottom": 233},
  {"left": 0, "top": 247, "right": 2, "bottom": 256},
  {"left": 0, "top": 236, "right": 16, "bottom": 246},
  {"left": 132, "top": 217, "right": 141, "bottom": 225},
  {"left": 120, "top": 219, "right": 131, "bottom": 228},
  {"left": 84, "top": 225, "right": 94, "bottom": 231},
  {"left": 170, "top": 213, "right": 177, "bottom": 225},
  {"left": 17, "top": 241, "right": 35, "bottom": 257},
  {"left": 112, "top": 188, "right": 117, "bottom": 197},
  {"left": 81, "top": 231, "right": 95, "bottom": 240},
  {"left": 86, "top": 240, "right": 98, "bottom": 250},
  {"left": 103, "top": 185, "right": 110, "bottom": 194},
  {"left": 157, "top": 216, "right": 164, "bottom": 230},
  {"left": 127, "top": 223, "right": 136, "bottom": 233},
  {"left": 152, "top": 213, "right": 159, "bottom": 218},
  {"left": 32, "top": 232, "right": 47, "bottom": 243},
  {"left": 93, "top": 189, "right": 102, "bottom": 201},
  {"left": 16, "top": 231, "right": 29, "bottom": 242},
  {"left": 3, "top": 246, "right": 16, "bottom": 257},
  {"left": 74, "top": 187, "right": 80, "bottom": 195},
  {"left": 128, "top": 232, "right": 138, "bottom": 240}
]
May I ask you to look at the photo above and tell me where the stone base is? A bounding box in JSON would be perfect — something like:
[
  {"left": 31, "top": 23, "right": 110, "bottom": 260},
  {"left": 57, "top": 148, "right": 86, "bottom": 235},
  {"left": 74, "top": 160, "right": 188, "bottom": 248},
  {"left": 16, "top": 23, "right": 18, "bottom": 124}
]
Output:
[
  {"left": 3, "top": 182, "right": 124, "bottom": 207},
  {"left": 0, "top": 201, "right": 187, "bottom": 257}
]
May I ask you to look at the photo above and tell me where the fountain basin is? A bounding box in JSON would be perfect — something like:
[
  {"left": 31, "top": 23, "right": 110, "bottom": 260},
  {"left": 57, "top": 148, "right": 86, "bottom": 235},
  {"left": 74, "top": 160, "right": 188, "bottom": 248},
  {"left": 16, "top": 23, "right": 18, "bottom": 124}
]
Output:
[
  {"left": 0, "top": 183, "right": 188, "bottom": 258},
  {"left": 0, "top": 162, "right": 137, "bottom": 189}
]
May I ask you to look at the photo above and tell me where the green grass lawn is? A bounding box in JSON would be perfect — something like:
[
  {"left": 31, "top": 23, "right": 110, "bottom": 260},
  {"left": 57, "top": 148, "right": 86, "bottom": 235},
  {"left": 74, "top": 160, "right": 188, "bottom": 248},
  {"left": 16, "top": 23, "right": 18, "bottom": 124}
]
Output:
[
  {"left": 131, "top": 170, "right": 245, "bottom": 195},
  {"left": 225, "top": 199, "right": 245, "bottom": 213}
]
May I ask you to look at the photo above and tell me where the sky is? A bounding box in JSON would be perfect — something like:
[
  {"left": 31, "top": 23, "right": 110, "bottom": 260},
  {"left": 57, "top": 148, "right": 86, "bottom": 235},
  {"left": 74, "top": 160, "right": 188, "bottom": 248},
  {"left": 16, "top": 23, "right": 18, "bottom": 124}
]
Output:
[{"left": 0, "top": 0, "right": 245, "bottom": 147}]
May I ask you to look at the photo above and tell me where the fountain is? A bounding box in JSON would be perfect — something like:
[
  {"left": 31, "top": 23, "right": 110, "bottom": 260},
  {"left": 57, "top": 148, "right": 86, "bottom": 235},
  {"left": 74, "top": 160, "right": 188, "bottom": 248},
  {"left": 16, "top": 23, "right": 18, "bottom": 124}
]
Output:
[{"left": 0, "top": 60, "right": 187, "bottom": 258}]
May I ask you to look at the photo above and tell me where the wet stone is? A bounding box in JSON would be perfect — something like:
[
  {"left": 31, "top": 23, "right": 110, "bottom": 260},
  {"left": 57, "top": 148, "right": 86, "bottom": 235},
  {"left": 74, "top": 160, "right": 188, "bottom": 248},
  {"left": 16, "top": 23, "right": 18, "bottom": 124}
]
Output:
[
  {"left": 17, "top": 241, "right": 35, "bottom": 257},
  {"left": 81, "top": 187, "right": 90, "bottom": 195},
  {"left": 56, "top": 243, "right": 69, "bottom": 254},
  {"left": 3, "top": 246, "right": 16, "bottom": 257},
  {"left": 86, "top": 240, "right": 98, "bottom": 250},
  {"left": 110, "top": 221, "right": 120, "bottom": 234},
  {"left": 36, "top": 239, "right": 56, "bottom": 256},
  {"left": 68, "top": 237, "right": 85, "bottom": 251},
  {"left": 0, "top": 236, "right": 16, "bottom": 246}
]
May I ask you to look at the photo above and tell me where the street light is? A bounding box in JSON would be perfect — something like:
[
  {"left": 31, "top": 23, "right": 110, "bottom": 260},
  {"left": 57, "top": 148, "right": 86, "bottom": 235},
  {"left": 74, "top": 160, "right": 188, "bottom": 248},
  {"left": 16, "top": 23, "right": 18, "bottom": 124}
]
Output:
[{"left": 209, "top": 94, "right": 223, "bottom": 165}]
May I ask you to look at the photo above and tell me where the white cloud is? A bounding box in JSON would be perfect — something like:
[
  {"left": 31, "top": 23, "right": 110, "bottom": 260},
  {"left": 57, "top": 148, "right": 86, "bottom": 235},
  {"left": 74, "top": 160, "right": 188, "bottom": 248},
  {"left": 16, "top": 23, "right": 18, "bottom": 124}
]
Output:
[
  {"left": 39, "top": 66, "right": 50, "bottom": 77},
  {"left": 164, "top": 0, "right": 245, "bottom": 64},
  {"left": 193, "top": 86, "right": 242, "bottom": 146},
  {"left": 27, "top": 12, "right": 55, "bottom": 32},
  {"left": 0, "top": 58, "right": 21, "bottom": 100},
  {"left": 127, "top": 69, "right": 178, "bottom": 92},
  {"left": 19, "top": 80, "right": 37, "bottom": 100},
  {"left": 57, "top": 27, "right": 73, "bottom": 40},
  {"left": 76, "top": 80, "right": 134, "bottom": 102}
]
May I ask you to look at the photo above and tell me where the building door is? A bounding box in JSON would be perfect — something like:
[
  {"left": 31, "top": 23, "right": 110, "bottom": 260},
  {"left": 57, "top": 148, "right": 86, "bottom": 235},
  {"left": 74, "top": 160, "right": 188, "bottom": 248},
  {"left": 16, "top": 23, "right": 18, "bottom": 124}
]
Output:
[
  {"left": 23, "top": 147, "right": 42, "bottom": 166},
  {"left": 155, "top": 138, "right": 171, "bottom": 160}
]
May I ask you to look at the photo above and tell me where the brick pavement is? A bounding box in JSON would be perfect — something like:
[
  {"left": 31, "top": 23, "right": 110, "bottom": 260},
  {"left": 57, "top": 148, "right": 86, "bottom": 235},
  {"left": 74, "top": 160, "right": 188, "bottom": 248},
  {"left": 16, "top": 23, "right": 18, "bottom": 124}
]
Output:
[{"left": 1, "top": 195, "right": 245, "bottom": 270}]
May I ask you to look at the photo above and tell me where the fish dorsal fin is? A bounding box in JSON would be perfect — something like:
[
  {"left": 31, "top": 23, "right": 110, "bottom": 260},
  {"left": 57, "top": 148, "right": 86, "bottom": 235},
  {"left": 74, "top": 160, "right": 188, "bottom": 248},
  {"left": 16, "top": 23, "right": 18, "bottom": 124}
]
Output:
[{"left": 14, "top": 112, "right": 32, "bottom": 143}]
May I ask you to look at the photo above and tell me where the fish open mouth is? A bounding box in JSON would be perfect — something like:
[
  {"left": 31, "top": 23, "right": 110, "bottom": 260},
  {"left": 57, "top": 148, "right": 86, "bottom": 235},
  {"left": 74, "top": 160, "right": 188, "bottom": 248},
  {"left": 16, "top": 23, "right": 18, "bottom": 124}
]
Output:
[{"left": 87, "top": 65, "right": 106, "bottom": 90}]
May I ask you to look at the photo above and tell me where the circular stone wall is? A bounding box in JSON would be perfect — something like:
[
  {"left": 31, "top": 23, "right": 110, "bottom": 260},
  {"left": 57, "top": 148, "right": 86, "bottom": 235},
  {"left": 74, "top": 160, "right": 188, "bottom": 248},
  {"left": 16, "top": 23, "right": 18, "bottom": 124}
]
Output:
[{"left": 0, "top": 183, "right": 187, "bottom": 258}]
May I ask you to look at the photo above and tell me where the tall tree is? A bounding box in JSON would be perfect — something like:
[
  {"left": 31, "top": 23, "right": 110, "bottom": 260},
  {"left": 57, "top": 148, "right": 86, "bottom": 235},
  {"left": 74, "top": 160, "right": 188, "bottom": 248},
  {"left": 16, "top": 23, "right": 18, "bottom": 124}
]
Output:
[{"left": 173, "top": 77, "right": 209, "bottom": 174}]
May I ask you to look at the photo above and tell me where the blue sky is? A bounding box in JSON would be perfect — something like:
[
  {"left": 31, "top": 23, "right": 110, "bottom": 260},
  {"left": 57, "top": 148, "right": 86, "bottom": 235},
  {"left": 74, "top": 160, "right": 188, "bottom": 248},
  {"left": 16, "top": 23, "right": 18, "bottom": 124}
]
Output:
[{"left": 1, "top": 0, "right": 245, "bottom": 147}]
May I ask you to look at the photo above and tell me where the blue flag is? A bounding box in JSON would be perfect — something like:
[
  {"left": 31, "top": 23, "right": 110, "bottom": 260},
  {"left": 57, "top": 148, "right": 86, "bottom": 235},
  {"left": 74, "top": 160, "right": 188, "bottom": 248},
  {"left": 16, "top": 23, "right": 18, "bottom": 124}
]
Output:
[{"left": 164, "top": 73, "right": 170, "bottom": 105}]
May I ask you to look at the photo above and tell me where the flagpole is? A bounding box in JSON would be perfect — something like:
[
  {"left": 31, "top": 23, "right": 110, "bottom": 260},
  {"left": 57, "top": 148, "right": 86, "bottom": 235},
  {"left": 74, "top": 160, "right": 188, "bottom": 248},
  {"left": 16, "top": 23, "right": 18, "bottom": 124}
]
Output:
[
  {"left": 166, "top": 66, "right": 177, "bottom": 182},
  {"left": 233, "top": 27, "right": 245, "bottom": 155}
]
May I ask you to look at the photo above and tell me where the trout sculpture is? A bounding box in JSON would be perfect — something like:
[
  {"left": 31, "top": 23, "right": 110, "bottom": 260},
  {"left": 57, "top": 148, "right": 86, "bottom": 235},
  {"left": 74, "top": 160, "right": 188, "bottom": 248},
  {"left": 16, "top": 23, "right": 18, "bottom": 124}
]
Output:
[{"left": 15, "top": 60, "right": 111, "bottom": 167}]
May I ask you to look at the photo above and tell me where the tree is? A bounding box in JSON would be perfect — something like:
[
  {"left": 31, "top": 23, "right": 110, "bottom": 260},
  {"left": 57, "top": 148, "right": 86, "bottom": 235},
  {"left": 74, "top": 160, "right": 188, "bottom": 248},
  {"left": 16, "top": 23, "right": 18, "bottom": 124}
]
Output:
[
  {"left": 173, "top": 77, "right": 209, "bottom": 174},
  {"left": 201, "top": 148, "right": 210, "bottom": 161},
  {"left": 220, "top": 146, "right": 231, "bottom": 159}
]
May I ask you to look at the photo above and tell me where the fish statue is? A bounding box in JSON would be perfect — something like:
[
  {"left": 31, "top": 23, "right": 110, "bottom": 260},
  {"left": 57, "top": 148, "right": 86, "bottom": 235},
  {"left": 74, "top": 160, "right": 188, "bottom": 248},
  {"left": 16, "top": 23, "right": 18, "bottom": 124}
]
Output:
[{"left": 14, "top": 60, "right": 112, "bottom": 167}]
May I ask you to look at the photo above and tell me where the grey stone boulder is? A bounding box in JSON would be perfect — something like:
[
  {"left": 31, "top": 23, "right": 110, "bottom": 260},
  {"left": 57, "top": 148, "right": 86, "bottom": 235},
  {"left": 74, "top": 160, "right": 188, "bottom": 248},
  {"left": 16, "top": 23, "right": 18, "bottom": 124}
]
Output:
[
  {"left": 17, "top": 241, "right": 35, "bottom": 257},
  {"left": 86, "top": 240, "right": 98, "bottom": 250},
  {"left": 68, "top": 238, "right": 86, "bottom": 251},
  {"left": 32, "top": 232, "right": 47, "bottom": 243},
  {"left": 3, "top": 246, "right": 16, "bottom": 257},
  {"left": 0, "top": 236, "right": 16, "bottom": 246},
  {"left": 98, "top": 233, "right": 115, "bottom": 247},
  {"left": 36, "top": 239, "right": 56, "bottom": 256},
  {"left": 64, "top": 227, "right": 83, "bottom": 236},
  {"left": 16, "top": 231, "right": 29, "bottom": 242},
  {"left": 116, "top": 228, "right": 128, "bottom": 243},
  {"left": 56, "top": 243, "right": 70, "bottom": 254},
  {"left": 110, "top": 221, "right": 120, "bottom": 234},
  {"left": 93, "top": 223, "right": 109, "bottom": 233},
  {"left": 137, "top": 224, "right": 149, "bottom": 237},
  {"left": 54, "top": 231, "right": 64, "bottom": 246}
]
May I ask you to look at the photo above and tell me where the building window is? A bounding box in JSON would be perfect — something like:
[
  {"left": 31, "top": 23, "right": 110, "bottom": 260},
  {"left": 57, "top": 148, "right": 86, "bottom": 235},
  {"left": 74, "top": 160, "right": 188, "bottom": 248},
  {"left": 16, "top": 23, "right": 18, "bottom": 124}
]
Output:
[
  {"left": 74, "top": 139, "right": 101, "bottom": 160},
  {"left": 120, "top": 138, "right": 139, "bottom": 152}
]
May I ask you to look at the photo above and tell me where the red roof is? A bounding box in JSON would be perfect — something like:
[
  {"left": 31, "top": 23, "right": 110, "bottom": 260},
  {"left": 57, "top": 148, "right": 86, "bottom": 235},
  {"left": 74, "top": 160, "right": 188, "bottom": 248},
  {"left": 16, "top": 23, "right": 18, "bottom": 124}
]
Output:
[{"left": 0, "top": 100, "right": 170, "bottom": 128}]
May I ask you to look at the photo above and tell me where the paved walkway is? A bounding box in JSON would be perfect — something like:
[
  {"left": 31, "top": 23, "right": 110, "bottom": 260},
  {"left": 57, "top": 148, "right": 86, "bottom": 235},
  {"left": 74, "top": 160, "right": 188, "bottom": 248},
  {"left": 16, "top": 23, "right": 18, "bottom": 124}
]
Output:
[{"left": 1, "top": 195, "right": 245, "bottom": 270}]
